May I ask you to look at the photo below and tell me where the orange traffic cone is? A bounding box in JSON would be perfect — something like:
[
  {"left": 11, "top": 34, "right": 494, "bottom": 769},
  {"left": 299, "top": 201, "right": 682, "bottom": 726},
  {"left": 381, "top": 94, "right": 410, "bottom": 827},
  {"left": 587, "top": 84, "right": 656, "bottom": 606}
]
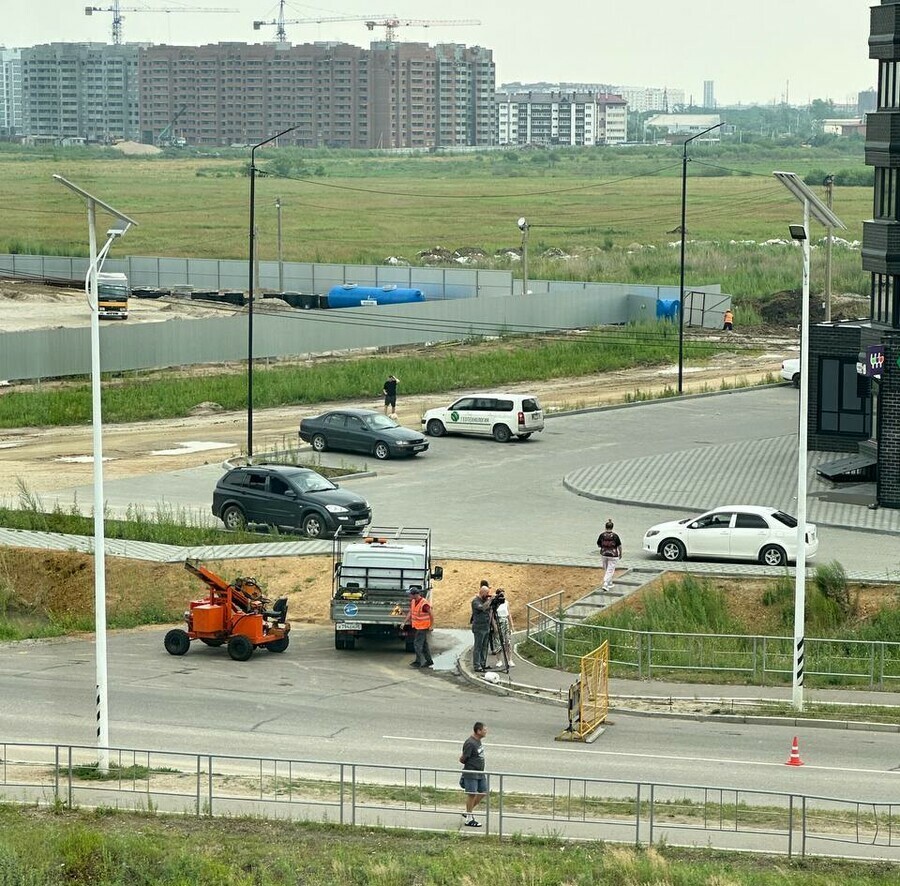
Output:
[{"left": 785, "top": 736, "right": 804, "bottom": 767}]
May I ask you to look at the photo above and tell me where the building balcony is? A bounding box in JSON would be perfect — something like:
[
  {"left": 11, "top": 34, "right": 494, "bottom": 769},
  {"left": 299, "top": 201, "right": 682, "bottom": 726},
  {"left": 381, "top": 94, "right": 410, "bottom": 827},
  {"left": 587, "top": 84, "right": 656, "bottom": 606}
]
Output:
[
  {"left": 870, "top": 4, "right": 900, "bottom": 60},
  {"left": 862, "top": 219, "right": 900, "bottom": 274},
  {"left": 865, "top": 112, "right": 900, "bottom": 166}
]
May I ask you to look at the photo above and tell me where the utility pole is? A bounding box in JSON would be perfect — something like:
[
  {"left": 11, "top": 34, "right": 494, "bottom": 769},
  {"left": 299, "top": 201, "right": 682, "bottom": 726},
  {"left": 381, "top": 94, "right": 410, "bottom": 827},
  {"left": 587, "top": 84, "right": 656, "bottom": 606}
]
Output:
[
  {"left": 275, "top": 196, "right": 283, "bottom": 292},
  {"left": 824, "top": 174, "right": 835, "bottom": 322}
]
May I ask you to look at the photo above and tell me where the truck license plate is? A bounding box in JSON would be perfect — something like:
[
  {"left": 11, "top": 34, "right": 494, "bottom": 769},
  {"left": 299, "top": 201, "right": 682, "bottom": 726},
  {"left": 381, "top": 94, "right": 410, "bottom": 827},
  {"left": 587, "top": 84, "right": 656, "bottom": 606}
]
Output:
[{"left": 336, "top": 622, "right": 362, "bottom": 631}]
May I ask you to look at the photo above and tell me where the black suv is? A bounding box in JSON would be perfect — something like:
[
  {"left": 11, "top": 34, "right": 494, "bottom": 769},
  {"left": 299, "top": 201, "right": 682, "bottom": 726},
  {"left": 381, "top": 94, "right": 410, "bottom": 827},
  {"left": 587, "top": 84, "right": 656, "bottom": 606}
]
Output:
[{"left": 212, "top": 464, "right": 372, "bottom": 538}]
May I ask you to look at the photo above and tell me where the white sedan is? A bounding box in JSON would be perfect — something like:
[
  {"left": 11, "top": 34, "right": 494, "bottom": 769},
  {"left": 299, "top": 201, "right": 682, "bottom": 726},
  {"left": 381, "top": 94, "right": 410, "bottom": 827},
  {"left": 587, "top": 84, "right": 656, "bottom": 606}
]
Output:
[
  {"left": 781, "top": 358, "right": 800, "bottom": 387},
  {"left": 643, "top": 505, "right": 818, "bottom": 567}
]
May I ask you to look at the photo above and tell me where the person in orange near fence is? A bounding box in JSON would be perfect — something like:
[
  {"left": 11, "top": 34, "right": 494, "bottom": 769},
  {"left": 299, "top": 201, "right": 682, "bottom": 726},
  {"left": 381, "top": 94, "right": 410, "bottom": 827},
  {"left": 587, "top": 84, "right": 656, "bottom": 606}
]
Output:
[{"left": 723, "top": 308, "right": 734, "bottom": 331}]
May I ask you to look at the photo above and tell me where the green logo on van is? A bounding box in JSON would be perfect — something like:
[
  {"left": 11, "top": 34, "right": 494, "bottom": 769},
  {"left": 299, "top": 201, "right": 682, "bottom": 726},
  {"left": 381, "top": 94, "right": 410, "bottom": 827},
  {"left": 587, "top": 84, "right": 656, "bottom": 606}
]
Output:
[{"left": 450, "top": 411, "right": 460, "bottom": 422}]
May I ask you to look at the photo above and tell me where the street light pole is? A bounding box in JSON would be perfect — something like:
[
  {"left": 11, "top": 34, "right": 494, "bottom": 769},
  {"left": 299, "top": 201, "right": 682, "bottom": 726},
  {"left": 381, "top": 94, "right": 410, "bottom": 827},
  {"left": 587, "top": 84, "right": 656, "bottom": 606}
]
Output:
[
  {"left": 247, "top": 126, "right": 297, "bottom": 458},
  {"left": 774, "top": 171, "right": 845, "bottom": 713},
  {"left": 824, "top": 174, "right": 835, "bottom": 322},
  {"left": 53, "top": 175, "right": 136, "bottom": 771},
  {"left": 275, "top": 195, "right": 284, "bottom": 292},
  {"left": 517, "top": 217, "right": 529, "bottom": 296},
  {"left": 678, "top": 121, "right": 724, "bottom": 394},
  {"left": 790, "top": 208, "right": 811, "bottom": 713}
]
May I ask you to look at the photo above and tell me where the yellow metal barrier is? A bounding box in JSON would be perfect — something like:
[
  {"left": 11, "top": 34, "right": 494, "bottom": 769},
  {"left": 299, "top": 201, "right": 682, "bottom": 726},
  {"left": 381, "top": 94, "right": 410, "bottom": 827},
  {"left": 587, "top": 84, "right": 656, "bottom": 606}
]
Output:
[{"left": 565, "top": 640, "right": 609, "bottom": 740}]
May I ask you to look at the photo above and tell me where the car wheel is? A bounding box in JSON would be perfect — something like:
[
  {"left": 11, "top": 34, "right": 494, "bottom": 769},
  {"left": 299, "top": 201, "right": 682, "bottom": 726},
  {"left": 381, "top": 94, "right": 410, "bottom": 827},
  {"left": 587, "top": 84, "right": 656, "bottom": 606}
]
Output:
[
  {"left": 517, "top": 433, "right": 532, "bottom": 440},
  {"left": 492, "top": 424, "right": 512, "bottom": 443},
  {"left": 659, "top": 538, "right": 686, "bottom": 562},
  {"left": 335, "top": 631, "right": 346, "bottom": 650},
  {"left": 302, "top": 512, "right": 326, "bottom": 538},
  {"left": 164, "top": 629, "right": 190, "bottom": 656},
  {"left": 760, "top": 544, "right": 787, "bottom": 567},
  {"left": 791, "top": 373, "right": 800, "bottom": 388},
  {"left": 221, "top": 505, "right": 247, "bottom": 532},
  {"left": 426, "top": 419, "right": 445, "bottom": 437},
  {"left": 373, "top": 441, "right": 390, "bottom": 460},
  {"left": 227, "top": 635, "right": 254, "bottom": 662},
  {"left": 265, "top": 636, "right": 290, "bottom": 653},
  {"left": 312, "top": 434, "right": 327, "bottom": 452}
]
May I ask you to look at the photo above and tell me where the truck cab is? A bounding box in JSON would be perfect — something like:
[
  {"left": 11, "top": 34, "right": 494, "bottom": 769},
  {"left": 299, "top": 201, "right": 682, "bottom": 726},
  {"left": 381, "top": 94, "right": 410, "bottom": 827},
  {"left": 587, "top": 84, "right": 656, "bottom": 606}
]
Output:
[
  {"left": 331, "top": 526, "right": 442, "bottom": 650},
  {"left": 97, "top": 271, "right": 129, "bottom": 320}
]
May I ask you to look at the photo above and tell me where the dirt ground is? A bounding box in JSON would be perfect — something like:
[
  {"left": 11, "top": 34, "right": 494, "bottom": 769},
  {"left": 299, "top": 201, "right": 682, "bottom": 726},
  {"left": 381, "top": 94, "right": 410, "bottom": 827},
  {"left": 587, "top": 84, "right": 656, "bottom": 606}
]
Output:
[
  {"left": 5, "top": 547, "right": 896, "bottom": 637},
  {"left": 1, "top": 547, "right": 601, "bottom": 632}
]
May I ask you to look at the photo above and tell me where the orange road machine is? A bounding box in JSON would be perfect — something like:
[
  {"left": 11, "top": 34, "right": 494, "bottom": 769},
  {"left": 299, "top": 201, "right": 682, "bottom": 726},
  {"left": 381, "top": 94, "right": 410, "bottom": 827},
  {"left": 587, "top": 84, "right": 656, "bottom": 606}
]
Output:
[{"left": 163, "top": 559, "right": 290, "bottom": 661}]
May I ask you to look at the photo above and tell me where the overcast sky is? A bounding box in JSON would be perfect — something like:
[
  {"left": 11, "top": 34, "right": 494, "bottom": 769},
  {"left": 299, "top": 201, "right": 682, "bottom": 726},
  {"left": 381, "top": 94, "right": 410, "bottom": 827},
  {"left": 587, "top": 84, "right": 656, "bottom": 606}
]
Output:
[{"left": 2, "top": 1, "right": 875, "bottom": 106}]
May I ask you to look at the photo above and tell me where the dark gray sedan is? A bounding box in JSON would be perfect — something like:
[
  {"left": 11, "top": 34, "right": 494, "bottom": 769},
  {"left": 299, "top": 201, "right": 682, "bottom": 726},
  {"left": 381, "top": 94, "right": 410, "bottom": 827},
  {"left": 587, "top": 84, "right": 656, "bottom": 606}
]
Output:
[{"left": 299, "top": 409, "right": 429, "bottom": 460}]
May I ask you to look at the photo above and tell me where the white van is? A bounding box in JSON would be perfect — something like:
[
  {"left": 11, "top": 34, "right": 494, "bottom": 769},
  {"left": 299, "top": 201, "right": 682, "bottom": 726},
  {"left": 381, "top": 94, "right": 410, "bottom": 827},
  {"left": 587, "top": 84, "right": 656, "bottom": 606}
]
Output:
[{"left": 421, "top": 393, "right": 544, "bottom": 442}]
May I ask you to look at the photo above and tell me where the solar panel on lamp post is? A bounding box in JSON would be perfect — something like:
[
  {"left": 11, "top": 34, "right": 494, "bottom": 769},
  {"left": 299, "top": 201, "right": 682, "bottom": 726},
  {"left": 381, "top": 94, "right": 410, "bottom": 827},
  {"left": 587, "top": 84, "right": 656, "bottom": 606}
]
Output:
[
  {"left": 774, "top": 171, "right": 845, "bottom": 713},
  {"left": 52, "top": 174, "right": 137, "bottom": 772}
]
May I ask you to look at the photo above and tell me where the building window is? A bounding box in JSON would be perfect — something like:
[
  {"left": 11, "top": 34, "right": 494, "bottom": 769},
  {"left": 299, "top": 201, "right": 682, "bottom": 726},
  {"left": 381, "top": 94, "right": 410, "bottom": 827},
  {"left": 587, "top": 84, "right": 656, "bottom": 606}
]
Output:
[
  {"left": 817, "top": 356, "right": 871, "bottom": 437},
  {"left": 872, "top": 274, "right": 899, "bottom": 326},
  {"left": 875, "top": 168, "right": 899, "bottom": 218},
  {"left": 879, "top": 60, "right": 900, "bottom": 110}
]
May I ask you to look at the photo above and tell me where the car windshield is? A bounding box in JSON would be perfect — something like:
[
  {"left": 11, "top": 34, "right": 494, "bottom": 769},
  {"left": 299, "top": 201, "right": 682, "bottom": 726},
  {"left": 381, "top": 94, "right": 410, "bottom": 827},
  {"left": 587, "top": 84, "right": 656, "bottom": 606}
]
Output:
[
  {"left": 291, "top": 472, "right": 337, "bottom": 493},
  {"left": 771, "top": 511, "right": 798, "bottom": 528},
  {"left": 364, "top": 415, "right": 398, "bottom": 430}
]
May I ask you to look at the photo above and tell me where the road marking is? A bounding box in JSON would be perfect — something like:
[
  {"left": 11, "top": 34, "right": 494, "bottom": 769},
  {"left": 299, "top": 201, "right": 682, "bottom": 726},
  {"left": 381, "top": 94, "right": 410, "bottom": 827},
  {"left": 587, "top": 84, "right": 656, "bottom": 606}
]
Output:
[{"left": 383, "top": 735, "right": 899, "bottom": 775}]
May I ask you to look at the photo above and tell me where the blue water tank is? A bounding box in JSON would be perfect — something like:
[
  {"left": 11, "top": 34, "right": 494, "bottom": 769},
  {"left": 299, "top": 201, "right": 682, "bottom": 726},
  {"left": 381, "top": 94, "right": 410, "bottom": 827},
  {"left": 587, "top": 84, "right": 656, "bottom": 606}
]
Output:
[
  {"left": 326, "top": 284, "right": 426, "bottom": 309},
  {"left": 656, "top": 299, "right": 680, "bottom": 320}
]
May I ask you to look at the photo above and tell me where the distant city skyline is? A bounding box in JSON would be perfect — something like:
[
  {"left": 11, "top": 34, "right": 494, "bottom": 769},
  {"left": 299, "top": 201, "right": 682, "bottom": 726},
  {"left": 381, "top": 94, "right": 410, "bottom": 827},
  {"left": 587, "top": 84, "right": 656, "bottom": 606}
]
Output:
[{"left": 1, "top": 1, "right": 874, "bottom": 107}]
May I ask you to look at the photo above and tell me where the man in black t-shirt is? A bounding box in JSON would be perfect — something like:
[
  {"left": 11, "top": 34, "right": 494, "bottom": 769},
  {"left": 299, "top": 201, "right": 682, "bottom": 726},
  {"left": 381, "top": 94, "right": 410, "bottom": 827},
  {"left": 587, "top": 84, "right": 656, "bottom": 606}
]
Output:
[
  {"left": 458, "top": 721, "right": 488, "bottom": 827},
  {"left": 383, "top": 374, "right": 399, "bottom": 416}
]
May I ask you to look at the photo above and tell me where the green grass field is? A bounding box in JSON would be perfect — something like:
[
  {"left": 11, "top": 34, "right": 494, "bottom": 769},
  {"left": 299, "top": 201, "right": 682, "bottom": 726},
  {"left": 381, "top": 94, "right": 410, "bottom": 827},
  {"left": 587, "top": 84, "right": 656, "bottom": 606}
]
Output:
[
  {"left": 0, "top": 143, "right": 870, "bottom": 297},
  {"left": 1, "top": 806, "right": 899, "bottom": 885}
]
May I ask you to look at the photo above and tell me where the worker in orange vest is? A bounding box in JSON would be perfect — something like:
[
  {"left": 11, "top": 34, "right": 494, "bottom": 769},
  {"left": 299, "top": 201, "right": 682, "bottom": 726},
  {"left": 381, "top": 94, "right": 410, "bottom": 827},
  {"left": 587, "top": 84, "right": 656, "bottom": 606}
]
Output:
[
  {"left": 723, "top": 309, "right": 734, "bottom": 331},
  {"left": 405, "top": 586, "right": 434, "bottom": 669}
]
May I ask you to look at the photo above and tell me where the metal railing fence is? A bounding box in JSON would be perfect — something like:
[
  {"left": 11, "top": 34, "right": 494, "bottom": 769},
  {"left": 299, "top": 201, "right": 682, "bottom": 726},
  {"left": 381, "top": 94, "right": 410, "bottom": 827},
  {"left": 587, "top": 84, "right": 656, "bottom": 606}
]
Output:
[
  {"left": 0, "top": 741, "right": 898, "bottom": 861},
  {"left": 524, "top": 601, "right": 900, "bottom": 688}
]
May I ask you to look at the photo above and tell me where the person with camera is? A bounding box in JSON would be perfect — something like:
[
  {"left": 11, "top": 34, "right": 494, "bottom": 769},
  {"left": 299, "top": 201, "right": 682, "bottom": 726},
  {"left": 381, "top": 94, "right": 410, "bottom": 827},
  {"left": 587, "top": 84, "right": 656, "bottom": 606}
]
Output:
[
  {"left": 470, "top": 580, "right": 493, "bottom": 673},
  {"left": 489, "top": 588, "right": 515, "bottom": 670}
]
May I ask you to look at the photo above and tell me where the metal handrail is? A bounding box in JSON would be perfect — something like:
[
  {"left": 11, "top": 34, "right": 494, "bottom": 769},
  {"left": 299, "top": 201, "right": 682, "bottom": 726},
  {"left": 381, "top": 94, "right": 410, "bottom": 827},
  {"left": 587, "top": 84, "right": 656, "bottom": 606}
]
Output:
[
  {"left": 1, "top": 739, "right": 899, "bottom": 861},
  {"left": 522, "top": 604, "right": 900, "bottom": 687}
]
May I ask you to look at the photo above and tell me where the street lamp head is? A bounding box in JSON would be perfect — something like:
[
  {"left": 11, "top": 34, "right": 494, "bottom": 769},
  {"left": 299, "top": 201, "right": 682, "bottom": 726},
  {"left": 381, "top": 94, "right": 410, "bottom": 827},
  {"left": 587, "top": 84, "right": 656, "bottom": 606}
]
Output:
[
  {"left": 106, "top": 227, "right": 127, "bottom": 238},
  {"left": 788, "top": 224, "right": 807, "bottom": 242},
  {"left": 517, "top": 217, "right": 528, "bottom": 232}
]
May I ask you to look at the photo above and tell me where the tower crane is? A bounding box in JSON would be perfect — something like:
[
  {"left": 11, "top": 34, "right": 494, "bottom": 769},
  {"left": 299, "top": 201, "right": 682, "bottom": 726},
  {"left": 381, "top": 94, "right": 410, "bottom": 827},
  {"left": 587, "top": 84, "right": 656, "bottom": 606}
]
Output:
[
  {"left": 85, "top": 1, "right": 238, "bottom": 46},
  {"left": 252, "top": 1, "right": 388, "bottom": 43},
  {"left": 364, "top": 17, "right": 480, "bottom": 43}
]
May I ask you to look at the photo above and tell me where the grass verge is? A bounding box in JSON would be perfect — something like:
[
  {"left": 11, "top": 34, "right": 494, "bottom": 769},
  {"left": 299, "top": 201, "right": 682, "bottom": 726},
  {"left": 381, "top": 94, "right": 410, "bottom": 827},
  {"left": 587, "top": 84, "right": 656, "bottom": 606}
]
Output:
[
  {"left": 0, "top": 805, "right": 898, "bottom": 885},
  {"left": 0, "top": 327, "right": 739, "bottom": 428}
]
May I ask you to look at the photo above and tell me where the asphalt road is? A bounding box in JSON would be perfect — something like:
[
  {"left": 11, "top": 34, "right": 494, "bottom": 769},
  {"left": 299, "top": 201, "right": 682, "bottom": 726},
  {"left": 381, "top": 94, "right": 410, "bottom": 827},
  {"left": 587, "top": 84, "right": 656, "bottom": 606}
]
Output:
[
  {"left": 4, "top": 387, "right": 899, "bottom": 810},
  {"left": 1, "top": 627, "right": 899, "bottom": 803},
  {"left": 43, "top": 386, "right": 899, "bottom": 573}
]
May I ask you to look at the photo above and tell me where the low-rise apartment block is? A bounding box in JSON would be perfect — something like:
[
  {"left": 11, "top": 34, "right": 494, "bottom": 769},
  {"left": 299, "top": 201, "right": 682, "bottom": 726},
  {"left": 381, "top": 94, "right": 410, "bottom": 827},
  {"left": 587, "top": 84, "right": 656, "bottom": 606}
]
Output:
[
  {"left": 0, "top": 47, "right": 23, "bottom": 137},
  {"left": 497, "top": 90, "right": 626, "bottom": 146}
]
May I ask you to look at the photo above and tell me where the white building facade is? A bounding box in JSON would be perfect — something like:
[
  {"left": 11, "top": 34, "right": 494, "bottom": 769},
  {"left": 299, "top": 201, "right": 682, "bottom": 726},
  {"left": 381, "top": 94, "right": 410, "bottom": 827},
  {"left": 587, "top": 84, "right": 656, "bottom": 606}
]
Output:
[
  {"left": 497, "top": 91, "right": 626, "bottom": 146},
  {"left": 0, "top": 48, "right": 22, "bottom": 137}
]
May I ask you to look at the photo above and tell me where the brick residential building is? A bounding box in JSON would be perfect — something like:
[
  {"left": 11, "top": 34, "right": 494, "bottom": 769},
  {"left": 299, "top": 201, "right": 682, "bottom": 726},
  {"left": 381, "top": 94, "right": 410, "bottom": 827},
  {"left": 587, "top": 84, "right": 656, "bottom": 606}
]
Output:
[
  {"left": 21, "top": 42, "right": 141, "bottom": 143},
  {"left": 138, "top": 40, "right": 495, "bottom": 149}
]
